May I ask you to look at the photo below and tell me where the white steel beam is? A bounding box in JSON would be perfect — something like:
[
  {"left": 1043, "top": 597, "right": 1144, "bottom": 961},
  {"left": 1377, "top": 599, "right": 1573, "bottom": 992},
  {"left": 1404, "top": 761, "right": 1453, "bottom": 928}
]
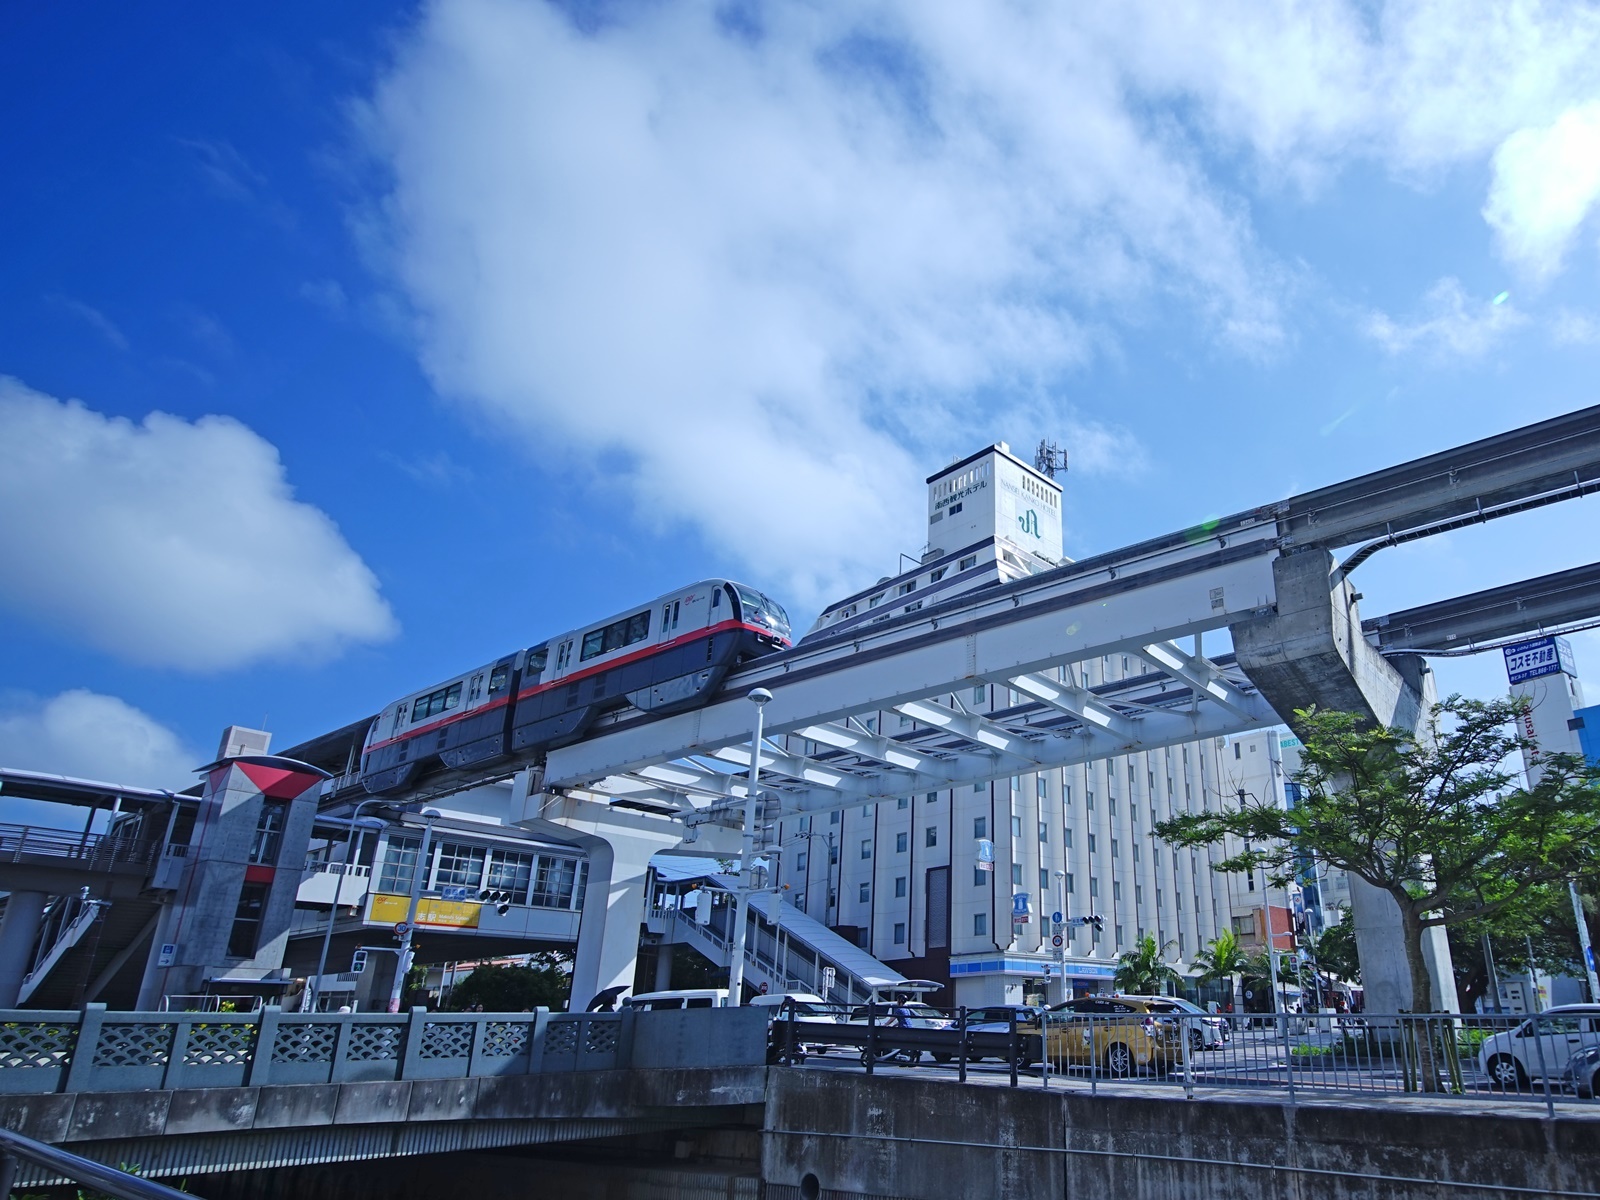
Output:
[
  {"left": 1137, "top": 642, "right": 1254, "bottom": 715},
  {"left": 792, "top": 722, "right": 950, "bottom": 776},
  {"left": 1003, "top": 670, "right": 1139, "bottom": 741},
  {"left": 891, "top": 698, "right": 1035, "bottom": 763},
  {"left": 709, "top": 741, "right": 852, "bottom": 789},
  {"left": 547, "top": 545, "right": 1278, "bottom": 791}
]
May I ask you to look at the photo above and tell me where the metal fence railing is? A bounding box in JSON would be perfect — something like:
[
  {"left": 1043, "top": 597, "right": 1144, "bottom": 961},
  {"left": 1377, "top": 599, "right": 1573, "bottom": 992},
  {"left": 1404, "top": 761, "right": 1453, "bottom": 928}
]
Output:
[
  {"left": 0, "top": 1002, "right": 636, "bottom": 1094},
  {"left": 771, "top": 1004, "right": 1600, "bottom": 1115},
  {"left": 0, "top": 823, "right": 159, "bottom": 870}
]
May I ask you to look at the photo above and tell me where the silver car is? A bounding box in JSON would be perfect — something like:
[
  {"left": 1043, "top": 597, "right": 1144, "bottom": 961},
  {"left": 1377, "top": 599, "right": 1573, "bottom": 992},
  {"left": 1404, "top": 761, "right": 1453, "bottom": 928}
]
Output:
[{"left": 1478, "top": 1004, "right": 1600, "bottom": 1090}]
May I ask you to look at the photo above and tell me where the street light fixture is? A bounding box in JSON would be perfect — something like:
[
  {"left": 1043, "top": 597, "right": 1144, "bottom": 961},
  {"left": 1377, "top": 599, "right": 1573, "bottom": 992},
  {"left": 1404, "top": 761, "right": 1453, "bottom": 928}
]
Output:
[
  {"left": 727, "top": 687, "right": 772, "bottom": 1007},
  {"left": 308, "top": 802, "right": 388, "bottom": 1013},
  {"left": 388, "top": 808, "right": 443, "bottom": 1013}
]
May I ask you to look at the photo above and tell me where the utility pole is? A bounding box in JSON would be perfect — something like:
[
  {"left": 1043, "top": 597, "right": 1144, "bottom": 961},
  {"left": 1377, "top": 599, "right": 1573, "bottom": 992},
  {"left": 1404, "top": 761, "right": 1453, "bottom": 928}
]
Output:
[
  {"left": 388, "top": 809, "right": 441, "bottom": 1013},
  {"left": 727, "top": 688, "right": 772, "bottom": 1006}
]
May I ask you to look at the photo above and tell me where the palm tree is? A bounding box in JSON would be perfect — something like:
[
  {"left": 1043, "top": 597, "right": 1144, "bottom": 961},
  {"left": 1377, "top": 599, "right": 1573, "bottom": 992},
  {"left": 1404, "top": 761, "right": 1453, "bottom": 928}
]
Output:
[
  {"left": 1113, "top": 934, "right": 1180, "bottom": 994},
  {"left": 1191, "top": 929, "right": 1248, "bottom": 1011}
]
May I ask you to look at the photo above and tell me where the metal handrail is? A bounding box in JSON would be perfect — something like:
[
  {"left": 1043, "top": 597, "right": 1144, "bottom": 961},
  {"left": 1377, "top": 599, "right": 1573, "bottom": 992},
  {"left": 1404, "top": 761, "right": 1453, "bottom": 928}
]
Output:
[
  {"left": 0, "top": 1124, "right": 196, "bottom": 1198},
  {"left": 0, "top": 823, "right": 158, "bottom": 867}
]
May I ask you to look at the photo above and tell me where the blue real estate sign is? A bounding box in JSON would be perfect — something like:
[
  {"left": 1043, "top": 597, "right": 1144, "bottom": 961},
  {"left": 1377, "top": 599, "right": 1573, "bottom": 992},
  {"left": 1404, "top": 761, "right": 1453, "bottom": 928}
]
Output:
[{"left": 1503, "top": 635, "right": 1575, "bottom": 685}]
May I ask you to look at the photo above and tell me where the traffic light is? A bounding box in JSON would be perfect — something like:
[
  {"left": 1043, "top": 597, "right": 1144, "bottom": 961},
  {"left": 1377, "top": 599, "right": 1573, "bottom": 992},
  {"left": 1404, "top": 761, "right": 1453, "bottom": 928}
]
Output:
[
  {"left": 477, "top": 888, "right": 514, "bottom": 916},
  {"left": 1088, "top": 914, "right": 1105, "bottom": 933}
]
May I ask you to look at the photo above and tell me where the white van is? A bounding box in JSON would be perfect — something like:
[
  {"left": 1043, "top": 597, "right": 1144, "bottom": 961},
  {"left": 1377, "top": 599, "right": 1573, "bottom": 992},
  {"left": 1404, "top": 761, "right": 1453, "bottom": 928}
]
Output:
[{"left": 627, "top": 988, "right": 730, "bottom": 1011}]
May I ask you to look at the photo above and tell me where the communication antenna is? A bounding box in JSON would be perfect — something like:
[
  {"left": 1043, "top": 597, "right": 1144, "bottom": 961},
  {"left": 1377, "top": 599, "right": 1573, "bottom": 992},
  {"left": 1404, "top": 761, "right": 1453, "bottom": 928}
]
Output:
[{"left": 1034, "top": 439, "right": 1068, "bottom": 480}]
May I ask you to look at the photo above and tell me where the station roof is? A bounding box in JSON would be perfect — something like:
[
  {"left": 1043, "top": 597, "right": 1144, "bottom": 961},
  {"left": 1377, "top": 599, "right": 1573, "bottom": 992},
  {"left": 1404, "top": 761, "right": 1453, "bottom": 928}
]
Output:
[{"left": 0, "top": 766, "right": 196, "bottom": 810}]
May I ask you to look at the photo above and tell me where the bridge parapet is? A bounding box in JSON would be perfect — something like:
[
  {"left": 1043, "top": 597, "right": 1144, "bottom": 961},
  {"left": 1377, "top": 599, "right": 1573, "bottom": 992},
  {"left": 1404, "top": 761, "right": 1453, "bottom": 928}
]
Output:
[{"left": 0, "top": 1003, "right": 765, "bottom": 1096}]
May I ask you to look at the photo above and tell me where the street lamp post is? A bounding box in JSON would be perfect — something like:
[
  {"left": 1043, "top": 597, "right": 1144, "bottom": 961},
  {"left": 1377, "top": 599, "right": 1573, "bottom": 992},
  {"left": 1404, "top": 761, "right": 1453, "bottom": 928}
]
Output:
[
  {"left": 307, "top": 803, "right": 387, "bottom": 1013},
  {"left": 388, "top": 809, "right": 443, "bottom": 1013},
  {"left": 1053, "top": 869, "right": 1069, "bottom": 1004},
  {"left": 727, "top": 688, "right": 772, "bottom": 1007}
]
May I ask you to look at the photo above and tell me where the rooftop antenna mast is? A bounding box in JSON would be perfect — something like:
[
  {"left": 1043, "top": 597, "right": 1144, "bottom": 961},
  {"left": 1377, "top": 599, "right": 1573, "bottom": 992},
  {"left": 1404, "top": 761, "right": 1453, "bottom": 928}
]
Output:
[{"left": 1034, "top": 439, "right": 1068, "bottom": 480}]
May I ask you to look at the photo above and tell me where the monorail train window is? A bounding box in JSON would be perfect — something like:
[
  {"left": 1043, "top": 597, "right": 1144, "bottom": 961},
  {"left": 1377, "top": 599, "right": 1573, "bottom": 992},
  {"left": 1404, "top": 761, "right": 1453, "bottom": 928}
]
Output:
[
  {"left": 731, "top": 584, "right": 792, "bottom": 638},
  {"left": 488, "top": 665, "right": 510, "bottom": 695},
  {"left": 660, "top": 600, "right": 680, "bottom": 633},
  {"left": 412, "top": 682, "right": 463, "bottom": 723},
  {"left": 556, "top": 642, "right": 572, "bottom": 671},
  {"left": 580, "top": 610, "right": 652, "bottom": 661},
  {"left": 526, "top": 647, "right": 548, "bottom": 675}
]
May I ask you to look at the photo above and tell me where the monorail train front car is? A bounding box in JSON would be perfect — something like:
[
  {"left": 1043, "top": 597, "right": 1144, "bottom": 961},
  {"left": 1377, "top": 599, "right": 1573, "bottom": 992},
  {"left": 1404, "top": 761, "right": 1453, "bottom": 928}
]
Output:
[{"left": 359, "top": 579, "right": 791, "bottom": 795}]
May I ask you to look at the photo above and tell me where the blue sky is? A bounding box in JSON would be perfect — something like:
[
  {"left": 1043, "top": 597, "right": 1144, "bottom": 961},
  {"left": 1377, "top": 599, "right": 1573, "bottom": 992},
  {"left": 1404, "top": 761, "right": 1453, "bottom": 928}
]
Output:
[{"left": 3, "top": 1, "right": 1600, "bottom": 803}]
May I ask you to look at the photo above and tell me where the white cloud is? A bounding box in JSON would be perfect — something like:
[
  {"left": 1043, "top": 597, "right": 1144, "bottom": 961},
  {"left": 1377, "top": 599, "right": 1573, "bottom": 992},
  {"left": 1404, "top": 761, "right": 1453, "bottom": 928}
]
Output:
[
  {"left": 1363, "top": 278, "right": 1528, "bottom": 358},
  {"left": 0, "top": 690, "right": 196, "bottom": 792},
  {"left": 0, "top": 377, "right": 397, "bottom": 671},
  {"left": 1552, "top": 309, "right": 1600, "bottom": 345},
  {"left": 1484, "top": 102, "right": 1600, "bottom": 280},
  {"left": 48, "top": 295, "right": 130, "bottom": 351},
  {"left": 356, "top": 0, "right": 1600, "bottom": 599},
  {"left": 357, "top": 0, "right": 1275, "bottom": 602}
]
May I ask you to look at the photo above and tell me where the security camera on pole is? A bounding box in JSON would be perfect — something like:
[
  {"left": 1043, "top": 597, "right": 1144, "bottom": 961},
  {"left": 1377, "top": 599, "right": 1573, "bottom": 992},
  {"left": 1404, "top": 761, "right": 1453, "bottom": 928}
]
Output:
[{"left": 727, "top": 688, "right": 772, "bottom": 1006}]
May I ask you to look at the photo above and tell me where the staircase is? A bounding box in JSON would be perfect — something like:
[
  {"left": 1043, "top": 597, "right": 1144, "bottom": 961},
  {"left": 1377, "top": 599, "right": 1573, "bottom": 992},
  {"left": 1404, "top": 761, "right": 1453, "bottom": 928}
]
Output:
[
  {"left": 18, "top": 893, "right": 161, "bottom": 1009},
  {"left": 652, "top": 874, "right": 911, "bottom": 1007}
]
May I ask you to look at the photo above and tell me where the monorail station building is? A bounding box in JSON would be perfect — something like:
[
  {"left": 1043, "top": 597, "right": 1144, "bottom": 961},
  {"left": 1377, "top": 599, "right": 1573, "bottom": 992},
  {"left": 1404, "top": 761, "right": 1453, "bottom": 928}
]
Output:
[{"left": 765, "top": 443, "right": 1283, "bottom": 1007}]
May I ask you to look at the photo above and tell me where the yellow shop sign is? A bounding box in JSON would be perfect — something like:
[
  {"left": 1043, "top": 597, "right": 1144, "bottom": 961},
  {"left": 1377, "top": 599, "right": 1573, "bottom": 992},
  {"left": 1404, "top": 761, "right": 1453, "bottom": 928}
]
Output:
[{"left": 369, "top": 893, "right": 481, "bottom": 929}]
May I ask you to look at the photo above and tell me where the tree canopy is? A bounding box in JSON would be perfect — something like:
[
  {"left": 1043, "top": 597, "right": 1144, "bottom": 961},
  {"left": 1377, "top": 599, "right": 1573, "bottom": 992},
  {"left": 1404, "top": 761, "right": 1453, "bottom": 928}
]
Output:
[
  {"left": 447, "top": 953, "right": 573, "bottom": 1012},
  {"left": 1113, "top": 933, "right": 1180, "bottom": 994},
  {"left": 1154, "top": 696, "right": 1600, "bottom": 1015}
]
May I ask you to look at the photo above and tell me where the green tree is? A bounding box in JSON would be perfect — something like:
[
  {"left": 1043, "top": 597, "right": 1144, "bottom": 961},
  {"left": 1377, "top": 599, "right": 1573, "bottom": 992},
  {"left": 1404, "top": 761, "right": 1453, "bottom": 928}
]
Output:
[
  {"left": 1155, "top": 697, "right": 1600, "bottom": 1089},
  {"left": 448, "top": 953, "right": 573, "bottom": 1012},
  {"left": 1191, "top": 928, "right": 1248, "bottom": 1007},
  {"left": 1113, "top": 933, "right": 1180, "bottom": 994},
  {"left": 1311, "top": 914, "right": 1360, "bottom": 984}
]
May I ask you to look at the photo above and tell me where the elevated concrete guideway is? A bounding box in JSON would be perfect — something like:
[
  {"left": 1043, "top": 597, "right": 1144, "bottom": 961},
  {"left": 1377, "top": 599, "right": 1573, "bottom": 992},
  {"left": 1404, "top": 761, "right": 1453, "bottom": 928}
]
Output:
[{"left": 517, "top": 402, "right": 1600, "bottom": 1009}]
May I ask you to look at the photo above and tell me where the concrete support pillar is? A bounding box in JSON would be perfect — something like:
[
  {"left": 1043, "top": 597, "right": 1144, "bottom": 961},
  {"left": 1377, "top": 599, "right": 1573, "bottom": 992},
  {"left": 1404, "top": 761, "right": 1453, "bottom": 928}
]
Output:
[
  {"left": 511, "top": 777, "right": 692, "bottom": 1011},
  {"left": 1233, "top": 549, "right": 1458, "bottom": 1014},
  {"left": 0, "top": 891, "right": 49, "bottom": 1008},
  {"left": 653, "top": 942, "right": 675, "bottom": 992}
]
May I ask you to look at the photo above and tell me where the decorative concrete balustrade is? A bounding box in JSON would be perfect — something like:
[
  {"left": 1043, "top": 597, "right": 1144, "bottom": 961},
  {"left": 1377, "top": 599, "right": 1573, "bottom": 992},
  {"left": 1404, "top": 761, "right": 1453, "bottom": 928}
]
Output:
[{"left": 0, "top": 1003, "right": 682, "bottom": 1095}]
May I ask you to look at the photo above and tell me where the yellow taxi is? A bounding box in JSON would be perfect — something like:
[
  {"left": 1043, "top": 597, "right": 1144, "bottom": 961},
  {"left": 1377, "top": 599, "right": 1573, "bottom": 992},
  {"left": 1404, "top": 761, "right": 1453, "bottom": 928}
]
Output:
[{"left": 1031, "top": 995, "right": 1184, "bottom": 1076}]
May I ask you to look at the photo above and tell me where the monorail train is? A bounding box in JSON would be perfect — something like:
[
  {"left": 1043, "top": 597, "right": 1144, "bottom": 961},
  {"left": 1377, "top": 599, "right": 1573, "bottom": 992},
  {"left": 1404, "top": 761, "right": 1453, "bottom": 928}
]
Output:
[{"left": 359, "top": 579, "right": 792, "bottom": 795}]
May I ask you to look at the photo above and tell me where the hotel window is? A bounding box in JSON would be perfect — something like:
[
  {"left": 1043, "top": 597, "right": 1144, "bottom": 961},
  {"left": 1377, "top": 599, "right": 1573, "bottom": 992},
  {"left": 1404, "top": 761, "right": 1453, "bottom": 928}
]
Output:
[
  {"left": 1012, "top": 863, "right": 1023, "bottom": 885},
  {"left": 974, "top": 866, "right": 987, "bottom": 887},
  {"left": 1039, "top": 868, "right": 1051, "bottom": 894},
  {"left": 1038, "top": 822, "right": 1048, "bottom": 843},
  {"left": 893, "top": 922, "right": 906, "bottom": 945},
  {"left": 1063, "top": 828, "right": 1072, "bottom": 849},
  {"left": 926, "top": 826, "right": 938, "bottom": 848},
  {"left": 974, "top": 816, "right": 987, "bottom": 839},
  {"left": 896, "top": 831, "right": 909, "bottom": 853},
  {"left": 1010, "top": 815, "right": 1022, "bottom": 837},
  {"left": 974, "top": 913, "right": 988, "bottom": 936},
  {"left": 860, "top": 882, "right": 871, "bottom": 903},
  {"left": 895, "top": 876, "right": 907, "bottom": 898},
  {"left": 861, "top": 839, "right": 872, "bottom": 860}
]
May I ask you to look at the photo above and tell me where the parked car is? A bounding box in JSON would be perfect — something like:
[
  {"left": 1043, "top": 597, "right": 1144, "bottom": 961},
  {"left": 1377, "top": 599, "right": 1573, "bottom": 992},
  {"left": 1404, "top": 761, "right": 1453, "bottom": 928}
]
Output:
[
  {"left": 848, "top": 1001, "right": 957, "bottom": 1065},
  {"left": 1032, "top": 996, "right": 1184, "bottom": 1076},
  {"left": 1563, "top": 1042, "right": 1600, "bottom": 1099},
  {"left": 751, "top": 992, "right": 852, "bottom": 1060},
  {"left": 1478, "top": 1004, "right": 1600, "bottom": 1090},
  {"left": 627, "top": 988, "right": 730, "bottom": 1010},
  {"left": 960, "top": 1005, "right": 1042, "bottom": 1062},
  {"left": 1129, "top": 995, "right": 1231, "bottom": 1051}
]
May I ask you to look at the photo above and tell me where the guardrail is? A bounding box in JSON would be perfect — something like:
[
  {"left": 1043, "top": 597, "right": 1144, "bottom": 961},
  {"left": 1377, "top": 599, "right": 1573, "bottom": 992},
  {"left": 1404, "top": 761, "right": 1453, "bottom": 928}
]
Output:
[
  {"left": 0, "top": 1124, "right": 194, "bottom": 1200},
  {"left": 0, "top": 1002, "right": 653, "bottom": 1094},
  {"left": 774, "top": 1006, "right": 1600, "bottom": 1114},
  {"left": 0, "top": 824, "right": 159, "bottom": 870}
]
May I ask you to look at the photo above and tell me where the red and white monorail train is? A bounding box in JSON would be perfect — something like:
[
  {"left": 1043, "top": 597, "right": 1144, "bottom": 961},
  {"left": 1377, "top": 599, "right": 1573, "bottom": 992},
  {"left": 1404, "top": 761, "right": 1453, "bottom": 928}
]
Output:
[{"left": 359, "top": 579, "right": 791, "bottom": 795}]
